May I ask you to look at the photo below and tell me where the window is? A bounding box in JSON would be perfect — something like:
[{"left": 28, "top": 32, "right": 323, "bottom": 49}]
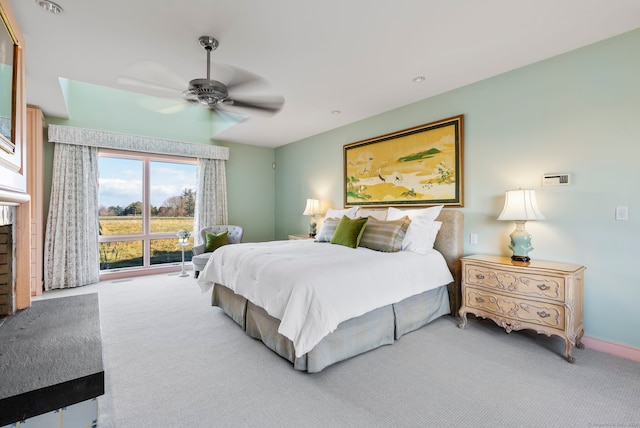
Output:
[{"left": 98, "top": 150, "right": 197, "bottom": 274}]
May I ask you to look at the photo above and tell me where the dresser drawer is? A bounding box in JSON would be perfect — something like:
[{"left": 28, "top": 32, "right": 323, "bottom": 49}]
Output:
[
  {"left": 465, "top": 263, "right": 565, "bottom": 303},
  {"left": 465, "top": 287, "right": 565, "bottom": 330}
]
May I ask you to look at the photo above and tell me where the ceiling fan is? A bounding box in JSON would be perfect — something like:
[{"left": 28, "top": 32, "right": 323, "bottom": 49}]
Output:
[
  {"left": 119, "top": 36, "right": 284, "bottom": 117},
  {"left": 183, "top": 36, "right": 284, "bottom": 114}
]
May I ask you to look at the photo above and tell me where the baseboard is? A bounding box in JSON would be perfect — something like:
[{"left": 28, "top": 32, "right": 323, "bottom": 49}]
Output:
[{"left": 583, "top": 336, "right": 640, "bottom": 362}]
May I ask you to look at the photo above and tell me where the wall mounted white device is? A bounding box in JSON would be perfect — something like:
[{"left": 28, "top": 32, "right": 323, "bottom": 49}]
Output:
[{"left": 542, "top": 173, "right": 571, "bottom": 186}]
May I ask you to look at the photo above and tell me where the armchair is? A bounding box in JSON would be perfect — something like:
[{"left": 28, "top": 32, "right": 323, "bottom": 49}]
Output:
[{"left": 192, "top": 225, "right": 244, "bottom": 278}]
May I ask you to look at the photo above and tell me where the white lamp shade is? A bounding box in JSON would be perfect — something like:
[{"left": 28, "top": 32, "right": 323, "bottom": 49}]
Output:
[
  {"left": 497, "top": 189, "right": 545, "bottom": 221},
  {"left": 302, "top": 198, "right": 321, "bottom": 216}
]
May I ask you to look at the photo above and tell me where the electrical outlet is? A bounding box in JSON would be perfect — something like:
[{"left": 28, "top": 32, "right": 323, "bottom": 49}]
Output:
[
  {"left": 615, "top": 206, "right": 628, "bottom": 221},
  {"left": 469, "top": 233, "right": 478, "bottom": 244}
]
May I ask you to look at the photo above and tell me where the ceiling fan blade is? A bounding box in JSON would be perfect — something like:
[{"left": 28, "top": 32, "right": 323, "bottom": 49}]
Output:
[
  {"left": 219, "top": 95, "right": 285, "bottom": 115},
  {"left": 212, "top": 108, "right": 248, "bottom": 124},
  {"left": 117, "top": 76, "right": 183, "bottom": 95},
  {"left": 215, "top": 63, "right": 269, "bottom": 93},
  {"left": 118, "top": 61, "right": 188, "bottom": 93},
  {"left": 136, "top": 97, "right": 188, "bottom": 114}
]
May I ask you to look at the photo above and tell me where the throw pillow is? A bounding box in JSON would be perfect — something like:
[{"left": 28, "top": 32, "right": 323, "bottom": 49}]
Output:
[
  {"left": 315, "top": 217, "right": 341, "bottom": 242},
  {"left": 330, "top": 216, "right": 368, "bottom": 248},
  {"left": 205, "top": 230, "right": 228, "bottom": 252},
  {"left": 387, "top": 205, "right": 444, "bottom": 255},
  {"left": 358, "top": 216, "right": 411, "bottom": 252}
]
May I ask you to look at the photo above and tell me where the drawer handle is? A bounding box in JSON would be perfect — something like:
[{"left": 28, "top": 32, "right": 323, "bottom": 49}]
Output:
[
  {"left": 537, "top": 284, "right": 550, "bottom": 291},
  {"left": 475, "top": 274, "right": 485, "bottom": 280},
  {"left": 537, "top": 311, "right": 550, "bottom": 318},
  {"left": 475, "top": 297, "right": 485, "bottom": 303}
]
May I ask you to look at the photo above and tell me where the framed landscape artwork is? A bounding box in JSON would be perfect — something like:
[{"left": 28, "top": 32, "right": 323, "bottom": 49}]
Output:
[{"left": 344, "top": 115, "right": 464, "bottom": 207}]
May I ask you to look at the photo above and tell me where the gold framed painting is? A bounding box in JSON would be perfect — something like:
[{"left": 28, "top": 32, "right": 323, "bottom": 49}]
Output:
[{"left": 344, "top": 115, "right": 464, "bottom": 207}]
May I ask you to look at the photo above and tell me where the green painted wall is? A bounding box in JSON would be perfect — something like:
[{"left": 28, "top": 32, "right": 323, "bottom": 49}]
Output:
[
  {"left": 218, "top": 140, "right": 275, "bottom": 242},
  {"left": 275, "top": 28, "right": 640, "bottom": 349},
  {"left": 43, "top": 80, "right": 276, "bottom": 242}
]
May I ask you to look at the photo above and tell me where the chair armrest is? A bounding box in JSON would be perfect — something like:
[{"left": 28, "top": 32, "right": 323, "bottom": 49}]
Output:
[{"left": 193, "top": 243, "right": 206, "bottom": 256}]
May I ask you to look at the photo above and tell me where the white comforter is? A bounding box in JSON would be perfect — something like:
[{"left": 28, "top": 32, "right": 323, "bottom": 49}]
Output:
[{"left": 198, "top": 240, "right": 453, "bottom": 357}]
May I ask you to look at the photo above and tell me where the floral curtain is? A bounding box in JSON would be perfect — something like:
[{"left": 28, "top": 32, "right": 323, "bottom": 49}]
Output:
[
  {"left": 194, "top": 158, "right": 228, "bottom": 244},
  {"left": 44, "top": 143, "right": 100, "bottom": 289}
]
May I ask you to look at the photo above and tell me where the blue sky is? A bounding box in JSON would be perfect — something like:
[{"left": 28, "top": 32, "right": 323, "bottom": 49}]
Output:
[{"left": 98, "top": 157, "right": 196, "bottom": 208}]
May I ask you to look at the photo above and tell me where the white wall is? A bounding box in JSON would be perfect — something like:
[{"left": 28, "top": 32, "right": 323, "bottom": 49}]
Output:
[{"left": 275, "top": 29, "right": 640, "bottom": 349}]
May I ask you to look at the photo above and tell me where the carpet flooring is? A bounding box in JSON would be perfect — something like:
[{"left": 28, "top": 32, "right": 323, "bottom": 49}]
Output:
[{"left": 38, "top": 273, "right": 640, "bottom": 428}]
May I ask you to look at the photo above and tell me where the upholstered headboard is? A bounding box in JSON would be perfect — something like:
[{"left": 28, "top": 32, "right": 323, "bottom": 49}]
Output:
[{"left": 433, "top": 210, "right": 464, "bottom": 315}]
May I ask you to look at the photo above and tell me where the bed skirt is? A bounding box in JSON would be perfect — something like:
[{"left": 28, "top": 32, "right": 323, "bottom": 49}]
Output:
[{"left": 212, "top": 283, "right": 451, "bottom": 373}]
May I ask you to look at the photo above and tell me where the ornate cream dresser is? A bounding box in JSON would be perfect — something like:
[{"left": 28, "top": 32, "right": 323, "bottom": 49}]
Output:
[{"left": 458, "top": 254, "right": 586, "bottom": 362}]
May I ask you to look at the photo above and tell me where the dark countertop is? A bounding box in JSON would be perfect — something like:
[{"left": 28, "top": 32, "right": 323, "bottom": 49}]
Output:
[{"left": 0, "top": 293, "right": 104, "bottom": 425}]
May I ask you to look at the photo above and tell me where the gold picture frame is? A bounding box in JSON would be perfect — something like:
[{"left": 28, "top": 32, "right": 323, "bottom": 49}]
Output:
[{"left": 344, "top": 115, "right": 464, "bottom": 207}]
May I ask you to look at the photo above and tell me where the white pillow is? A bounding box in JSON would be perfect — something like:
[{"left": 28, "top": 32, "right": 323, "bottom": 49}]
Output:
[
  {"left": 323, "top": 207, "right": 360, "bottom": 220},
  {"left": 425, "top": 221, "right": 443, "bottom": 250},
  {"left": 387, "top": 205, "right": 443, "bottom": 222},
  {"left": 387, "top": 205, "right": 444, "bottom": 254},
  {"left": 357, "top": 208, "right": 387, "bottom": 220}
]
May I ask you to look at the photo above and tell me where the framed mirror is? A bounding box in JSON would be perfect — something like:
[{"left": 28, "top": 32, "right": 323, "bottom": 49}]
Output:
[{"left": 0, "top": 8, "right": 16, "bottom": 154}]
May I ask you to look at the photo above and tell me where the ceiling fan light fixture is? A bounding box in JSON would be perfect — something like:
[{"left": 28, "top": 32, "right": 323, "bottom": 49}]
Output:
[
  {"left": 35, "top": 0, "right": 63, "bottom": 14},
  {"left": 188, "top": 78, "right": 229, "bottom": 107}
]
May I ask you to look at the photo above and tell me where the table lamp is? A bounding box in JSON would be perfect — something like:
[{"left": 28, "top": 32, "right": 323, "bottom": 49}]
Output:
[
  {"left": 497, "top": 189, "right": 545, "bottom": 262},
  {"left": 302, "top": 198, "right": 321, "bottom": 237}
]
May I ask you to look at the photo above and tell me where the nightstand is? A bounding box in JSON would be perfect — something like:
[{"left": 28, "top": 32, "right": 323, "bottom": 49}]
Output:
[
  {"left": 458, "top": 254, "right": 586, "bottom": 363},
  {"left": 288, "top": 234, "right": 314, "bottom": 240}
]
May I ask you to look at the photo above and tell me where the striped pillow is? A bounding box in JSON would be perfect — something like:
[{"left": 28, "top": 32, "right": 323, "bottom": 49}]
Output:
[
  {"left": 358, "top": 216, "right": 411, "bottom": 252},
  {"left": 315, "top": 217, "right": 341, "bottom": 242}
]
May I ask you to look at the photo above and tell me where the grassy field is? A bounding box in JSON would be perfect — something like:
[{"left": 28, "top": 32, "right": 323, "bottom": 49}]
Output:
[{"left": 99, "top": 216, "right": 195, "bottom": 270}]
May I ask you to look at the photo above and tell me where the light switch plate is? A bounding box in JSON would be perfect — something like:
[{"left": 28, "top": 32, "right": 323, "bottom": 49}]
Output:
[{"left": 615, "top": 206, "right": 628, "bottom": 221}]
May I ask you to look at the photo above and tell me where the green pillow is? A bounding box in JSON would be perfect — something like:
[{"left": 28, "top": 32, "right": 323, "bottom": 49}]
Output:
[
  {"left": 205, "top": 230, "right": 228, "bottom": 252},
  {"left": 330, "top": 216, "right": 368, "bottom": 248}
]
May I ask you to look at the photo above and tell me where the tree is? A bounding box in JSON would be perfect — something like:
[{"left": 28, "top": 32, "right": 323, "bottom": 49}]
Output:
[
  {"left": 99, "top": 205, "right": 125, "bottom": 216},
  {"left": 182, "top": 188, "right": 195, "bottom": 217},
  {"left": 157, "top": 188, "right": 196, "bottom": 217},
  {"left": 110, "top": 205, "right": 124, "bottom": 216},
  {"left": 162, "top": 196, "right": 184, "bottom": 216},
  {"left": 123, "top": 201, "right": 142, "bottom": 216}
]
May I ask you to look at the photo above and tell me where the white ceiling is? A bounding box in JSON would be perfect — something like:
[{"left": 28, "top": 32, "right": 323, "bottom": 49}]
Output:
[{"left": 9, "top": 0, "right": 640, "bottom": 148}]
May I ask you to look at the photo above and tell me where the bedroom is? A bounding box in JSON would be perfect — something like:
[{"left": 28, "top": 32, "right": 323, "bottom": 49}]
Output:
[{"left": 0, "top": 0, "right": 639, "bottom": 425}]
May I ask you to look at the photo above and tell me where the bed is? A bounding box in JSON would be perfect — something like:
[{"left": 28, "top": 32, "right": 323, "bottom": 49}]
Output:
[{"left": 198, "top": 209, "right": 463, "bottom": 373}]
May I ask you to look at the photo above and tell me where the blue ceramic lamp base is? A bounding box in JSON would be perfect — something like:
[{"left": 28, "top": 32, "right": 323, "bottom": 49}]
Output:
[
  {"left": 308, "top": 218, "right": 317, "bottom": 238},
  {"left": 508, "top": 220, "right": 534, "bottom": 262}
]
